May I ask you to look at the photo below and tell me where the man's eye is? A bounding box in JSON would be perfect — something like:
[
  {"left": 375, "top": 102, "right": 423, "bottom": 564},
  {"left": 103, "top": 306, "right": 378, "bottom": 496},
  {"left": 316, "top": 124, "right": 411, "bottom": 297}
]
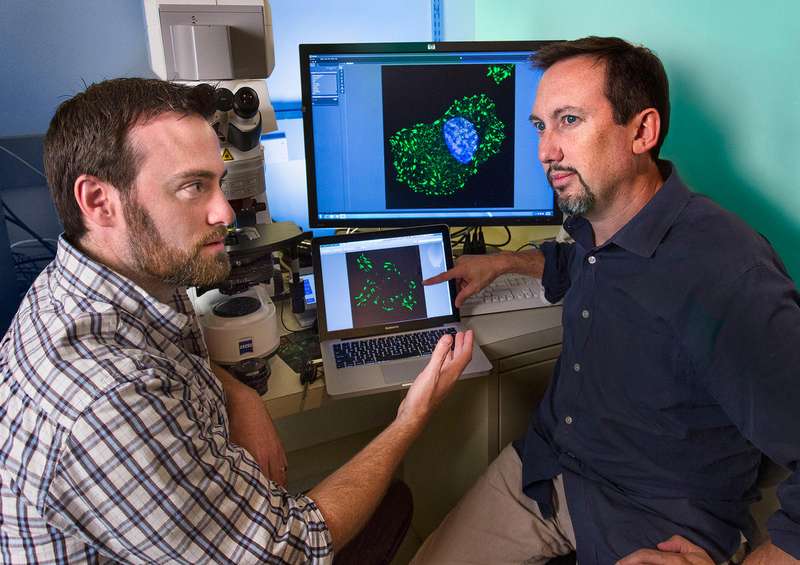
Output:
[
  {"left": 533, "top": 121, "right": 545, "bottom": 132},
  {"left": 184, "top": 182, "right": 203, "bottom": 193},
  {"left": 563, "top": 115, "right": 578, "bottom": 125}
]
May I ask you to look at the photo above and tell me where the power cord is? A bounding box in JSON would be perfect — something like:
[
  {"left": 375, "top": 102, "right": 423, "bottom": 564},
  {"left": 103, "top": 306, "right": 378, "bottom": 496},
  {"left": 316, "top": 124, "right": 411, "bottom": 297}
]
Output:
[
  {"left": 298, "top": 359, "right": 322, "bottom": 412},
  {"left": 279, "top": 300, "right": 299, "bottom": 334},
  {"left": 484, "top": 226, "right": 512, "bottom": 248}
]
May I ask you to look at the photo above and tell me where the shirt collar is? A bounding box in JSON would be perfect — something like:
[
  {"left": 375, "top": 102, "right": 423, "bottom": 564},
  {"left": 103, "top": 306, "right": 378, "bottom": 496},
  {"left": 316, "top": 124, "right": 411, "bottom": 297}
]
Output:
[
  {"left": 53, "top": 236, "right": 194, "bottom": 340},
  {"left": 564, "top": 161, "right": 692, "bottom": 257}
]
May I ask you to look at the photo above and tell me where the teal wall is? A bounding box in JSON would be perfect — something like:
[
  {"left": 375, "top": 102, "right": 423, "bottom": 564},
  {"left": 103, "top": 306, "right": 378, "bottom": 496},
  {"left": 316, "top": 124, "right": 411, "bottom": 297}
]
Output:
[{"left": 475, "top": 0, "right": 800, "bottom": 279}]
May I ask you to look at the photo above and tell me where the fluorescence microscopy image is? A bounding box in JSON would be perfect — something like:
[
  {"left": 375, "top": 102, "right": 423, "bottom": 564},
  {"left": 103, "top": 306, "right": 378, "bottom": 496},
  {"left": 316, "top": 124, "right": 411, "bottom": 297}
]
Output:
[
  {"left": 389, "top": 93, "right": 505, "bottom": 198},
  {"left": 382, "top": 64, "right": 516, "bottom": 209},
  {"left": 487, "top": 64, "right": 514, "bottom": 85},
  {"left": 346, "top": 246, "right": 427, "bottom": 328}
]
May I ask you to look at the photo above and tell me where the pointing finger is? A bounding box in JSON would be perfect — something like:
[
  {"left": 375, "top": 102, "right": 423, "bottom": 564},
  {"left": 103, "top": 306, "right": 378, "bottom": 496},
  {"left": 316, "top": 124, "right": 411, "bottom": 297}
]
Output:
[{"left": 423, "top": 270, "right": 456, "bottom": 286}]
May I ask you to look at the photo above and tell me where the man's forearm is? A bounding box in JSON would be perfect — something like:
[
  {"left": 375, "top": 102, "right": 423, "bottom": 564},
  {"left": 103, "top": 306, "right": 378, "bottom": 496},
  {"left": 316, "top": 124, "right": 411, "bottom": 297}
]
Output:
[
  {"left": 496, "top": 249, "right": 545, "bottom": 279},
  {"left": 744, "top": 541, "right": 800, "bottom": 564},
  {"left": 307, "top": 417, "right": 421, "bottom": 552},
  {"left": 306, "top": 331, "right": 471, "bottom": 552}
]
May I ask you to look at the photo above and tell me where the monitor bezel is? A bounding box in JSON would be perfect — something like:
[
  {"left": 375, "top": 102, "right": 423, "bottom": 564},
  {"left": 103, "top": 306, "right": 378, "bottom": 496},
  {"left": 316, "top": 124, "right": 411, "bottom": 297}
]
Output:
[{"left": 299, "top": 40, "right": 563, "bottom": 228}]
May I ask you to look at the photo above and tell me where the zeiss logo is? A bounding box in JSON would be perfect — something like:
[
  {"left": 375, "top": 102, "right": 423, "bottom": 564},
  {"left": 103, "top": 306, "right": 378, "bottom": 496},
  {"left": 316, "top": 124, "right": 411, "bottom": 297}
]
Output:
[
  {"left": 239, "top": 338, "right": 254, "bottom": 355},
  {"left": 427, "top": 43, "right": 436, "bottom": 50}
]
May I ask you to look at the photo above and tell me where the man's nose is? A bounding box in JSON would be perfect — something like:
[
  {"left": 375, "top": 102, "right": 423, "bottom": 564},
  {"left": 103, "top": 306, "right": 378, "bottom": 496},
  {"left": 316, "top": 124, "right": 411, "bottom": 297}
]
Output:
[
  {"left": 538, "top": 130, "right": 563, "bottom": 165},
  {"left": 209, "top": 186, "right": 235, "bottom": 227}
]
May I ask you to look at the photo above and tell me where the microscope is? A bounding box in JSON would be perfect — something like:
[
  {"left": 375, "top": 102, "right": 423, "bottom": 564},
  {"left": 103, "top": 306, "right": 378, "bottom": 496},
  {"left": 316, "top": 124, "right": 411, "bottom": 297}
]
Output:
[{"left": 145, "top": 0, "right": 308, "bottom": 394}]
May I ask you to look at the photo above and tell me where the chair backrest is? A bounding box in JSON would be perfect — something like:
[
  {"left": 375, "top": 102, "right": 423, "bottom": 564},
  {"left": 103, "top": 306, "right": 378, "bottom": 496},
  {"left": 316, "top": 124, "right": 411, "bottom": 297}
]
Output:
[{"left": 748, "top": 455, "right": 790, "bottom": 548}]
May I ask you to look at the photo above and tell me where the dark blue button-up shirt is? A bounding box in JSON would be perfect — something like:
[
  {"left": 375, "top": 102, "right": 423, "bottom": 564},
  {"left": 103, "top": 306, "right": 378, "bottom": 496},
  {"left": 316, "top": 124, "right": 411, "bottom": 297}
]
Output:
[{"left": 514, "top": 163, "right": 800, "bottom": 564}]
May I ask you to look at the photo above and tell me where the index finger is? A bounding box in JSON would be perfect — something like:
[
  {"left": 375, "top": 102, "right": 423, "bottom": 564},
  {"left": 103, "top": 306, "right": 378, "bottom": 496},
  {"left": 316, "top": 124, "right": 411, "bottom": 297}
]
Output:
[{"left": 423, "top": 268, "right": 458, "bottom": 286}]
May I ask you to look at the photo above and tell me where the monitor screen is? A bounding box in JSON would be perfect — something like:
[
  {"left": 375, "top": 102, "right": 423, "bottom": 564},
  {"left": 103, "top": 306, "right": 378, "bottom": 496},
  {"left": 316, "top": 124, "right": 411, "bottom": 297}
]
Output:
[{"left": 300, "top": 41, "right": 563, "bottom": 228}]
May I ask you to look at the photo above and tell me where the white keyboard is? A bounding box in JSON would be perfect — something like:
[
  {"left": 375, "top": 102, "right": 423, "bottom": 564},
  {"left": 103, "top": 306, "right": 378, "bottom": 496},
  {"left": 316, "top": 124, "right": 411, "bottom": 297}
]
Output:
[{"left": 459, "top": 274, "right": 554, "bottom": 316}]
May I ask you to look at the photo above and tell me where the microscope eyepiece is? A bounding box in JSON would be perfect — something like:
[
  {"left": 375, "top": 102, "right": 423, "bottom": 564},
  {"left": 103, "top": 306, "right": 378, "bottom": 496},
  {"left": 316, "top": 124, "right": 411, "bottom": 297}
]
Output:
[
  {"left": 215, "top": 87, "right": 235, "bottom": 112},
  {"left": 233, "top": 87, "right": 259, "bottom": 119}
]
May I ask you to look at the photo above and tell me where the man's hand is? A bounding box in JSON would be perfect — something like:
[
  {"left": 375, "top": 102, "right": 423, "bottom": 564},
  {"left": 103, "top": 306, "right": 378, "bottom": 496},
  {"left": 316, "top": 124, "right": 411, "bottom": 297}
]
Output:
[
  {"left": 743, "top": 540, "right": 800, "bottom": 564},
  {"left": 617, "top": 535, "right": 714, "bottom": 564},
  {"left": 212, "top": 363, "right": 289, "bottom": 487},
  {"left": 396, "top": 330, "right": 474, "bottom": 428},
  {"left": 424, "top": 255, "right": 508, "bottom": 308}
]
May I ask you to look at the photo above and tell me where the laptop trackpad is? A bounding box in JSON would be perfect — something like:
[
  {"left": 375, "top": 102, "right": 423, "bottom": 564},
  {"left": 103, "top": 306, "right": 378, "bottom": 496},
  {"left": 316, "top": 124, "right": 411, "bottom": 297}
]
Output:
[{"left": 382, "top": 359, "right": 428, "bottom": 385}]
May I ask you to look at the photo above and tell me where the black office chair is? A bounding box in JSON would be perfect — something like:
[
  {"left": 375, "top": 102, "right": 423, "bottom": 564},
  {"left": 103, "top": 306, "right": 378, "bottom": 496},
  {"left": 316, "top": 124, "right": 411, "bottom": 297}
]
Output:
[
  {"left": 547, "top": 553, "right": 577, "bottom": 565},
  {"left": 333, "top": 480, "right": 413, "bottom": 565}
]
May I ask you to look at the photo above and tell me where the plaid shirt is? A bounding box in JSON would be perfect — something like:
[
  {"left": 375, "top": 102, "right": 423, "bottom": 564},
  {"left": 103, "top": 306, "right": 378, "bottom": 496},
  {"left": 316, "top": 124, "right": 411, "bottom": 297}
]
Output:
[{"left": 0, "top": 237, "right": 332, "bottom": 564}]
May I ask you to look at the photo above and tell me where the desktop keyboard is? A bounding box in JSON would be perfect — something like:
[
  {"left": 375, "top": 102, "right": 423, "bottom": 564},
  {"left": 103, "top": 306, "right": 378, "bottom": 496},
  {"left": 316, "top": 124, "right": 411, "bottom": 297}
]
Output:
[
  {"left": 333, "top": 327, "right": 457, "bottom": 368},
  {"left": 459, "top": 274, "right": 553, "bottom": 316}
]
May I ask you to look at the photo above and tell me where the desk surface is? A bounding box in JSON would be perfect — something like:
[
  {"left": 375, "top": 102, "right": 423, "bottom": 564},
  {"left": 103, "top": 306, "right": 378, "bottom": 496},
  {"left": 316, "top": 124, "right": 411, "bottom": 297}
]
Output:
[{"left": 264, "top": 303, "right": 563, "bottom": 419}]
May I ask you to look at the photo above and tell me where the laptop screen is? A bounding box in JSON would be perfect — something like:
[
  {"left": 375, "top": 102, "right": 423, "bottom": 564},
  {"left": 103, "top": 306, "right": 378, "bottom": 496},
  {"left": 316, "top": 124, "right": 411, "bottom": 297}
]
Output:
[{"left": 316, "top": 229, "right": 454, "bottom": 335}]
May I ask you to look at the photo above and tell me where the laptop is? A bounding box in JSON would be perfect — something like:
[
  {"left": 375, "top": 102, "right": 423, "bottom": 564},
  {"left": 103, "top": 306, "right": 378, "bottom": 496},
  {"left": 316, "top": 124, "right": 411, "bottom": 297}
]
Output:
[{"left": 312, "top": 225, "right": 493, "bottom": 398}]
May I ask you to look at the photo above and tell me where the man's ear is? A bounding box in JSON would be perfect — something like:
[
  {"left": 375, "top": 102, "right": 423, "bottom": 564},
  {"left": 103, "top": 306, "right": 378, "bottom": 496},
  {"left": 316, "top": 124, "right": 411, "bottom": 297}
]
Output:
[
  {"left": 631, "top": 108, "right": 661, "bottom": 156},
  {"left": 73, "top": 175, "right": 122, "bottom": 229}
]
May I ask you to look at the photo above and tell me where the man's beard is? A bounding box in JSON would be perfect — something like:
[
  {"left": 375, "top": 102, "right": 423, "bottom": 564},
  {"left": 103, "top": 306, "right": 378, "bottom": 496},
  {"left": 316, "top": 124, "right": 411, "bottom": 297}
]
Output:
[
  {"left": 548, "top": 166, "right": 597, "bottom": 216},
  {"left": 123, "top": 196, "right": 231, "bottom": 288}
]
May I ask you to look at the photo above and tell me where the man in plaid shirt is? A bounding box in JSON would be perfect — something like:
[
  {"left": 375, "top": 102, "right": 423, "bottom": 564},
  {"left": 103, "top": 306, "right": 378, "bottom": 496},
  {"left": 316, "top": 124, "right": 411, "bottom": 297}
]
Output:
[{"left": 0, "top": 78, "right": 473, "bottom": 563}]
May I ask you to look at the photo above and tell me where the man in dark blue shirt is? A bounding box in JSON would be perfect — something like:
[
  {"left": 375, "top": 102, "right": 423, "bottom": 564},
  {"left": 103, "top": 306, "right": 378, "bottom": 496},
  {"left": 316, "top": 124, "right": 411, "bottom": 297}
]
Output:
[{"left": 414, "top": 37, "right": 800, "bottom": 565}]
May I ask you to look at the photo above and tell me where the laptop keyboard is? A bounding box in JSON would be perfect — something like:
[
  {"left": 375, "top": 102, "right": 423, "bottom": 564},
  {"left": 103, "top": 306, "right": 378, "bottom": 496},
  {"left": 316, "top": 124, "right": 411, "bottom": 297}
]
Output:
[{"left": 333, "top": 327, "right": 458, "bottom": 368}]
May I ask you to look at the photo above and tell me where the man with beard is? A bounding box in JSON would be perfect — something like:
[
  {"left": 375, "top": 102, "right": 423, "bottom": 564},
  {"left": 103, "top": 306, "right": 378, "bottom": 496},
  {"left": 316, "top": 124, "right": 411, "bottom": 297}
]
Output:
[
  {"left": 0, "top": 78, "right": 473, "bottom": 563},
  {"left": 414, "top": 37, "right": 800, "bottom": 564}
]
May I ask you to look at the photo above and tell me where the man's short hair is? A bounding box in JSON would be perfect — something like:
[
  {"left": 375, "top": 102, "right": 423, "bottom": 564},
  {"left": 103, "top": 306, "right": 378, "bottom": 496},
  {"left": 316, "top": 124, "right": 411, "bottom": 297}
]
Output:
[
  {"left": 531, "top": 36, "right": 670, "bottom": 160},
  {"left": 43, "top": 78, "right": 216, "bottom": 243}
]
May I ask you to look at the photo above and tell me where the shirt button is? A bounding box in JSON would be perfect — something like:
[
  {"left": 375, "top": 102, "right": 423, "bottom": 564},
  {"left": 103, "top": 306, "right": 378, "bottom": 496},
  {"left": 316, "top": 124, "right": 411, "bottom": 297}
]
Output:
[
  {"left": 565, "top": 416, "right": 574, "bottom": 425},
  {"left": 573, "top": 362, "right": 581, "bottom": 372},
  {"left": 581, "top": 309, "right": 590, "bottom": 319},
  {"left": 587, "top": 255, "right": 597, "bottom": 264}
]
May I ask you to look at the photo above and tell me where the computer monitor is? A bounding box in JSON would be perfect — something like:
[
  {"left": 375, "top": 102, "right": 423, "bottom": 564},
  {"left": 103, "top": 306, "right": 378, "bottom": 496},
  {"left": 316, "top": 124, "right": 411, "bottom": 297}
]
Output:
[{"left": 299, "top": 41, "right": 563, "bottom": 228}]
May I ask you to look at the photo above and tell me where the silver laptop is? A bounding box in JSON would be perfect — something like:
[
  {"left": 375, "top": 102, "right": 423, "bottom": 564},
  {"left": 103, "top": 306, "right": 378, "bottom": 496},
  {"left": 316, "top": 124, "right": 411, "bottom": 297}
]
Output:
[{"left": 312, "top": 225, "right": 492, "bottom": 398}]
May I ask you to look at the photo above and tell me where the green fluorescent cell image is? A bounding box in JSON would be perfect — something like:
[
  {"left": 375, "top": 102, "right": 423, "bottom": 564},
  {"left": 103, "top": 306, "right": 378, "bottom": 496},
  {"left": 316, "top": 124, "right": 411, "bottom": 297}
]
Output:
[
  {"left": 352, "top": 253, "right": 418, "bottom": 312},
  {"left": 382, "top": 64, "right": 516, "bottom": 209},
  {"left": 356, "top": 254, "right": 373, "bottom": 272},
  {"left": 388, "top": 93, "right": 506, "bottom": 197},
  {"left": 487, "top": 64, "right": 514, "bottom": 85},
  {"left": 346, "top": 246, "right": 427, "bottom": 327}
]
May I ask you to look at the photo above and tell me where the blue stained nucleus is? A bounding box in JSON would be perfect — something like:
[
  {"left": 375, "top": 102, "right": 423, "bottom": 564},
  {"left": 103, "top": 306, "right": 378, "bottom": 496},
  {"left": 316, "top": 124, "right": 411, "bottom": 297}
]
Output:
[{"left": 442, "top": 116, "right": 479, "bottom": 164}]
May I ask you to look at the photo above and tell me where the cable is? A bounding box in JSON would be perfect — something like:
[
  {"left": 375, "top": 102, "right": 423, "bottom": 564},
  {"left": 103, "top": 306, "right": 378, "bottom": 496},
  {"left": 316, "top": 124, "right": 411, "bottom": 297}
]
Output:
[
  {"left": 0, "top": 145, "right": 47, "bottom": 180},
  {"left": 10, "top": 238, "right": 58, "bottom": 249},
  {"left": 279, "top": 301, "right": 298, "bottom": 334},
  {"left": 485, "top": 226, "right": 512, "bottom": 248},
  {"left": 514, "top": 236, "right": 556, "bottom": 253},
  {"left": 452, "top": 226, "right": 474, "bottom": 249},
  {"left": 0, "top": 145, "right": 58, "bottom": 256},
  {"left": 298, "top": 361, "right": 322, "bottom": 412},
  {"left": 2, "top": 204, "right": 57, "bottom": 256}
]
